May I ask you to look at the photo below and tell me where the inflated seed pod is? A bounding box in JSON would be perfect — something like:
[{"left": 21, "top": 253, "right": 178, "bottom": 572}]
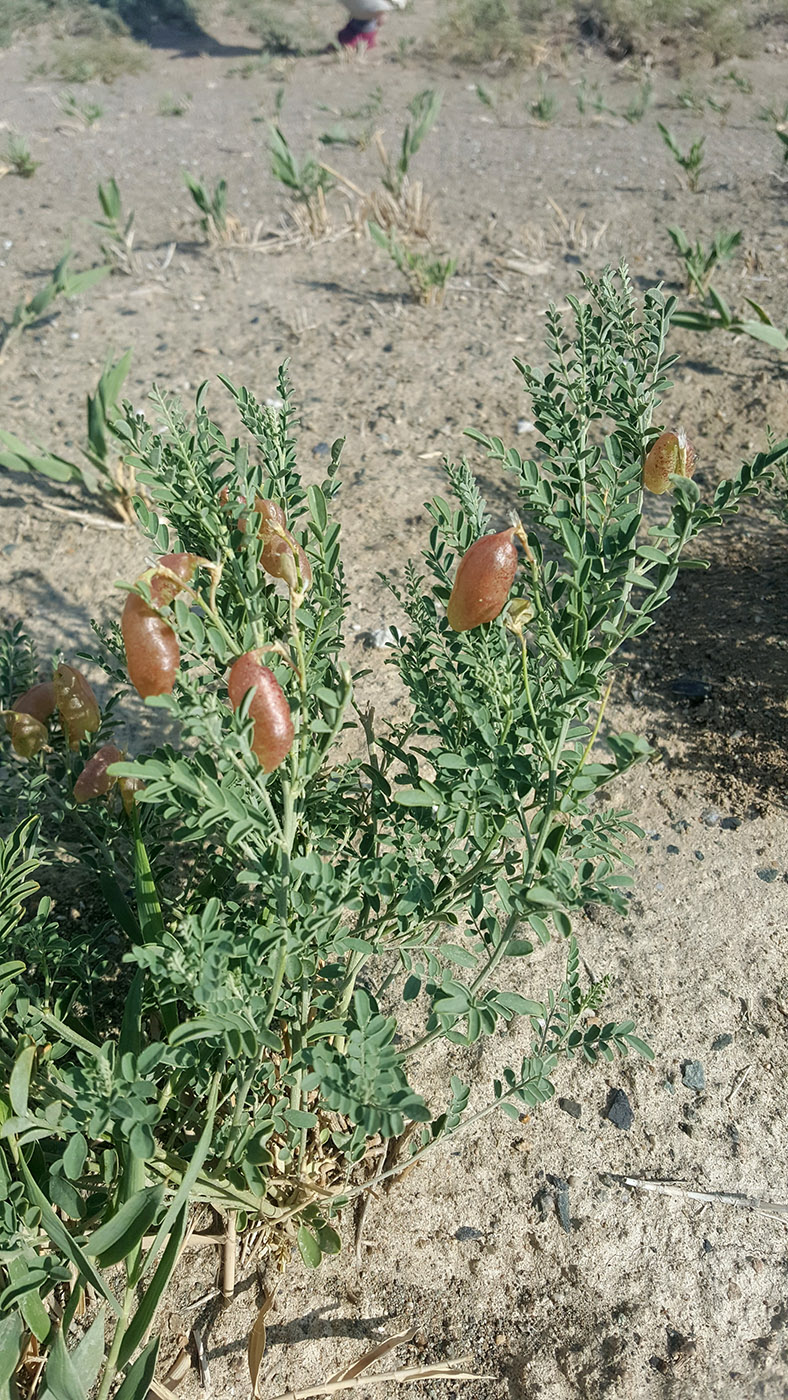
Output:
[
  {"left": 73, "top": 744, "right": 124, "bottom": 802},
  {"left": 643, "top": 428, "right": 697, "bottom": 496},
  {"left": 227, "top": 652, "right": 294, "bottom": 773},
  {"left": 122, "top": 553, "right": 199, "bottom": 699},
  {"left": 5, "top": 711, "right": 48, "bottom": 758},
  {"left": 446, "top": 528, "right": 519, "bottom": 632},
  {"left": 12, "top": 681, "right": 57, "bottom": 723},
  {"left": 121, "top": 593, "right": 180, "bottom": 699},
  {"left": 53, "top": 664, "right": 101, "bottom": 749}
]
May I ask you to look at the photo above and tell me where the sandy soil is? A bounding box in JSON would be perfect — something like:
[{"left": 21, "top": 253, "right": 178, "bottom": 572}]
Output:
[{"left": 1, "top": 5, "right": 787, "bottom": 1397}]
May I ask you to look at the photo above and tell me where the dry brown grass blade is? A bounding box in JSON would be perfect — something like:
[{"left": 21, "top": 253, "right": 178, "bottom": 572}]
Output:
[
  {"left": 266, "top": 1356, "right": 487, "bottom": 1400},
  {"left": 147, "top": 1377, "right": 183, "bottom": 1400},
  {"left": 327, "top": 1328, "right": 415, "bottom": 1384},
  {"left": 248, "top": 1285, "right": 277, "bottom": 1398}
]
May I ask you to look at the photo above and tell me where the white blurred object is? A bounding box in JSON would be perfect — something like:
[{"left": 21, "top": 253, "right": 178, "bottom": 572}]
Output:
[{"left": 341, "top": 0, "right": 405, "bottom": 16}]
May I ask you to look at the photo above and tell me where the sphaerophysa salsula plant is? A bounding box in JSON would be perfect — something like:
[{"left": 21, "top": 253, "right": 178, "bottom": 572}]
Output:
[
  {"left": 3, "top": 267, "right": 788, "bottom": 1399},
  {"left": 0, "top": 350, "right": 137, "bottom": 521}
]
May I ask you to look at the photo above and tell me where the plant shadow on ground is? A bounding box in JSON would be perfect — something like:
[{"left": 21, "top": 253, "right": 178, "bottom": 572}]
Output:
[{"left": 618, "top": 524, "right": 788, "bottom": 808}]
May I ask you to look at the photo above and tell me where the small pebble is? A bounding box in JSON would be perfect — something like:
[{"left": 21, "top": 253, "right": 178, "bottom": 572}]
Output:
[
  {"left": 681, "top": 1060, "right": 706, "bottom": 1092},
  {"left": 700, "top": 808, "right": 720, "bottom": 827},
  {"left": 312, "top": 441, "right": 330, "bottom": 456},
  {"left": 670, "top": 676, "right": 711, "bottom": 703},
  {"left": 672, "top": 818, "right": 690, "bottom": 834},
  {"left": 516, "top": 418, "right": 535, "bottom": 434},
  {"left": 604, "top": 1087, "right": 633, "bottom": 1131},
  {"left": 711, "top": 1033, "right": 733, "bottom": 1051},
  {"left": 454, "top": 1226, "right": 484, "bottom": 1242},
  {"left": 756, "top": 868, "right": 779, "bottom": 883},
  {"left": 558, "top": 1096, "right": 581, "bottom": 1120},
  {"left": 720, "top": 816, "right": 741, "bottom": 831},
  {"left": 694, "top": 850, "right": 704, "bottom": 861},
  {"left": 363, "top": 627, "right": 395, "bottom": 649},
  {"left": 666, "top": 844, "right": 680, "bottom": 854}
]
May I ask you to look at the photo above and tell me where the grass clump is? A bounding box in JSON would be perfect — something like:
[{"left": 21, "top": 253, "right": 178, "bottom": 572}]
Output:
[{"left": 439, "top": 0, "right": 553, "bottom": 65}]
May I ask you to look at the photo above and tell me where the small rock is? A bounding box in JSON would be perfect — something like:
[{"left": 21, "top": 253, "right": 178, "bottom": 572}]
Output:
[
  {"left": 670, "top": 676, "right": 711, "bottom": 704},
  {"left": 694, "top": 850, "right": 704, "bottom": 861},
  {"left": 604, "top": 1088, "right": 634, "bottom": 1131},
  {"left": 312, "top": 441, "right": 330, "bottom": 456},
  {"left": 702, "top": 1238, "right": 714, "bottom": 1254},
  {"left": 558, "top": 1096, "right": 581, "bottom": 1120},
  {"left": 666, "top": 844, "right": 680, "bottom": 854},
  {"left": 546, "top": 1174, "right": 572, "bottom": 1233},
  {"left": 756, "top": 868, "right": 779, "bottom": 883},
  {"left": 720, "top": 816, "right": 741, "bottom": 831},
  {"left": 671, "top": 818, "right": 690, "bottom": 834},
  {"left": 700, "top": 808, "right": 720, "bottom": 827},
  {"left": 454, "top": 1226, "right": 484, "bottom": 1242},
  {"left": 711, "top": 1033, "right": 733, "bottom": 1051},
  {"left": 532, "top": 1185, "right": 552, "bottom": 1222},
  {"left": 681, "top": 1060, "right": 706, "bottom": 1092},
  {"left": 362, "top": 627, "right": 395, "bottom": 650},
  {"left": 516, "top": 418, "right": 535, "bottom": 435}
]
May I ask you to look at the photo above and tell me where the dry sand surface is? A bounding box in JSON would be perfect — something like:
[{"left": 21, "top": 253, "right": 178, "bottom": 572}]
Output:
[{"left": 1, "top": 4, "right": 787, "bottom": 1396}]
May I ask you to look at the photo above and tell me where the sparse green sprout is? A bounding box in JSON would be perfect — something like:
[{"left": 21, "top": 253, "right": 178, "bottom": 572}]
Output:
[
  {"left": 94, "top": 176, "right": 137, "bottom": 274},
  {"left": 2, "top": 132, "right": 39, "bottom": 178},
  {"left": 623, "top": 79, "right": 652, "bottom": 124},
  {"left": 658, "top": 121, "right": 706, "bottom": 191},
  {"left": 576, "top": 78, "right": 610, "bottom": 117},
  {"left": 269, "top": 125, "right": 334, "bottom": 236},
  {"left": 530, "top": 79, "right": 559, "bottom": 124},
  {"left": 724, "top": 70, "right": 752, "bottom": 93},
  {"left": 157, "top": 90, "right": 191, "bottom": 117},
  {"left": 0, "top": 250, "right": 109, "bottom": 359},
  {"left": 58, "top": 91, "right": 103, "bottom": 126},
  {"left": 0, "top": 350, "right": 136, "bottom": 521},
  {"left": 380, "top": 88, "right": 442, "bottom": 198},
  {"left": 667, "top": 225, "right": 742, "bottom": 298},
  {"left": 758, "top": 100, "right": 788, "bottom": 124},
  {"left": 777, "top": 128, "right": 788, "bottom": 163},
  {"left": 369, "top": 220, "right": 456, "bottom": 306},
  {"left": 672, "top": 286, "right": 788, "bottom": 352},
  {"left": 183, "top": 170, "right": 230, "bottom": 241}
]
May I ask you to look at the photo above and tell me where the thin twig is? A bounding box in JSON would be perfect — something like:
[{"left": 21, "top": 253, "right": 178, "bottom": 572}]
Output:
[
  {"left": 726, "top": 1064, "right": 751, "bottom": 1103},
  {"left": 38, "top": 501, "right": 128, "bottom": 529},
  {"left": 266, "top": 1358, "right": 486, "bottom": 1400},
  {"left": 620, "top": 1175, "right": 788, "bottom": 1215},
  {"left": 192, "top": 1323, "right": 211, "bottom": 1392},
  {"left": 222, "top": 1210, "right": 237, "bottom": 1302}
]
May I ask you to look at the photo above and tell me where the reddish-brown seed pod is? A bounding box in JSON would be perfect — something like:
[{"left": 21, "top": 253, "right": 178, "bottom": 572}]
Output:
[
  {"left": 12, "top": 681, "right": 57, "bottom": 723},
  {"left": 73, "top": 744, "right": 124, "bottom": 802},
  {"left": 5, "top": 711, "right": 48, "bottom": 758},
  {"left": 227, "top": 652, "right": 294, "bottom": 774},
  {"left": 446, "top": 528, "right": 519, "bottom": 632},
  {"left": 122, "top": 592, "right": 180, "bottom": 699},
  {"left": 643, "top": 428, "right": 697, "bottom": 496},
  {"left": 53, "top": 664, "right": 101, "bottom": 749},
  {"left": 148, "top": 552, "right": 200, "bottom": 607}
]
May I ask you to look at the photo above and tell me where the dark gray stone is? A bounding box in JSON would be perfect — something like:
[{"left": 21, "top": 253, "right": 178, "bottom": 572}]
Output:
[
  {"left": 756, "top": 868, "right": 779, "bottom": 883},
  {"left": 681, "top": 1060, "right": 706, "bottom": 1092},
  {"left": 604, "top": 1088, "right": 634, "bottom": 1130},
  {"left": 711, "top": 1033, "right": 733, "bottom": 1051},
  {"left": 558, "top": 1096, "right": 582, "bottom": 1120}
]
